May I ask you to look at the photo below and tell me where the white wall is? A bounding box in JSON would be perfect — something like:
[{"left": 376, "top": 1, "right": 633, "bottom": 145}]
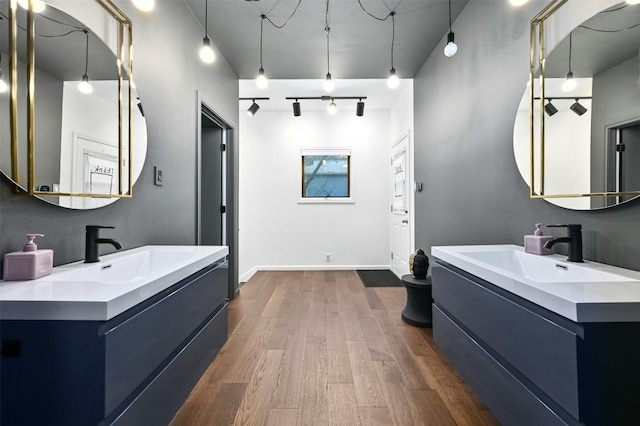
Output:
[{"left": 239, "top": 108, "right": 392, "bottom": 281}]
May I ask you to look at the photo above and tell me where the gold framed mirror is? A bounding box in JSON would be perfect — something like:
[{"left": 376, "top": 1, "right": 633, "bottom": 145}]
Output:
[
  {"left": 518, "top": 0, "right": 640, "bottom": 210},
  {"left": 1, "top": 0, "right": 143, "bottom": 209}
]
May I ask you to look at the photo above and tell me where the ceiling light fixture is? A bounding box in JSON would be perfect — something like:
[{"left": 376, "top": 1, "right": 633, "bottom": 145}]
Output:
[
  {"left": 562, "top": 32, "right": 576, "bottom": 92},
  {"left": 356, "top": 99, "right": 365, "bottom": 117},
  {"left": 570, "top": 99, "right": 588, "bottom": 116},
  {"left": 199, "top": 0, "right": 216, "bottom": 64},
  {"left": 627, "top": 0, "right": 640, "bottom": 5},
  {"left": 17, "top": 0, "right": 45, "bottom": 13},
  {"left": 256, "top": 15, "right": 268, "bottom": 89},
  {"left": 240, "top": 97, "right": 269, "bottom": 117},
  {"left": 444, "top": 0, "right": 458, "bottom": 57},
  {"left": 293, "top": 100, "right": 301, "bottom": 117},
  {"left": 509, "top": 0, "right": 530, "bottom": 6},
  {"left": 328, "top": 99, "right": 337, "bottom": 114},
  {"left": 388, "top": 12, "right": 399, "bottom": 89},
  {"left": 324, "top": 0, "right": 334, "bottom": 93},
  {"left": 132, "top": 0, "right": 155, "bottom": 12},
  {"left": 78, "top": 30, "right": 93, "bottom": 94},
  {"left": 544, "top": 99, "right": 558, "bottom": 116}
]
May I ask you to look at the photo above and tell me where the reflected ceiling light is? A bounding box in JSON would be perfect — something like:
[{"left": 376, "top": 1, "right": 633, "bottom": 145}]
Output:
[
  {"left": 509, "top": 0, "right": 530, "bottom": 6},
  {"left": 562, "top": 32, "right": 576, "bottom": 92},
  {"left": 247, "top": 101, "right": 260, "bottom": 117},
  {"left": 324, "top": 1, "right": 334, "bottom": 93},
  {"left": 256, "top": 15, "right": 268, "bottom": 89},
  {"left": 627, "top": 0, "right": 640, "bottom": 4},
  {"left": 356, "top": 99, "right": 365, "bottom": 117},
  {"left": 0, "top": 35, "right": 6, "bottom": 93},
  {"left": 444, "top": 0, "right": 457, "bottom": 57},
  {"left": 387, "top": 12, "right": 400, "bottom": 89},
  {"left": 17, "top": 0, "right": 46, "bottom": 13},
  {"left": 78, "top": 30, "right": 93, "bottom": 94},
  {"left": 544, "top": 99, "right": 558, "bottom": 116},
  {"left": 199, "top": 0, "right": 216, "bottom": 64},
  {"left": 570, "top": 99, "right": 588, "bottom": 116},
  {"left": 293, "top": 100, "right": 301, "bottom": 117},
  {"left": 132, "top": 0, "right": 155, "bottom": 12},
  {"left": 328, "top": 99, "right": 337, "bottom": 115}
]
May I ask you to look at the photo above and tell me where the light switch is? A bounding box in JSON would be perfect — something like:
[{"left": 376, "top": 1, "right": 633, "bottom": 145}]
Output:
[{"left": 154, "top": 167, "right": 163, "bottom": 186}]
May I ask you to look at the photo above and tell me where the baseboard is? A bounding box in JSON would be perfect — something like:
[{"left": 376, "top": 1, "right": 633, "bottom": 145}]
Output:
[{"left": 241, "top": 264, "right": 390, "bottom": 278}]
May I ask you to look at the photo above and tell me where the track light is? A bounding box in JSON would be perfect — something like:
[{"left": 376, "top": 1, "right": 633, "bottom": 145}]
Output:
[
  {"left": 247, "top": 101, "right": 260, "bottom": 117},
  {"left": 256, "top": 15, "right": 268, "bottom": 89},
  {"left": 78, "top": 31, "right": 93, "bottom": 94},
  {"left": 356, "top": 99, "right": 365, "bottom": 117},
  {"left": 132, "top": 0, "right": 155, "bottom": 12},
  {"left": 570, "top": 99, "right": 588, "bottom": 116},
  {"left": 293, "top": 101, "right": 301, "bottom": 117},
  {"left": 544, "top": 99, "right": 558, "bottom": 116},
  {"left": 444, "top": 0, "right": 457, "bottom": 57},
  {"left": 328, "top": 100, "right": 337, "bottom": 115},
  {"left": 200, "top": 0, "right": 216, "bottom": 64}
]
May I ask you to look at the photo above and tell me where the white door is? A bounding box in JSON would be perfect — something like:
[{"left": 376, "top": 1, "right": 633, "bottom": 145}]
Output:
[{"left": 391, "top": 133, "right": 412, "bottom": 278}]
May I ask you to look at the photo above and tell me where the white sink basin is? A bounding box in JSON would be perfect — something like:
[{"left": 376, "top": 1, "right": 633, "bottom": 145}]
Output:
[{"left": 461, "top": 249, "right": 633, "bottom": 283}]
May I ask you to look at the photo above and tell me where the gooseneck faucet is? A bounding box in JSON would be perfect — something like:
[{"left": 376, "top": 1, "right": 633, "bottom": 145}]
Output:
[
  {"left": 544, "top": 224, "right": 583, "bottom": 262},
  {"left": 85, "top": 225, "right": 123, "bottom": 263}
]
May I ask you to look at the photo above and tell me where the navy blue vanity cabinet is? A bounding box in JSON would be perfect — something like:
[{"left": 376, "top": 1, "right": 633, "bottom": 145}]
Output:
[
  {"left": 0, "top": 259, "right": 228, "bottom": 426},
  {"left": 432, "top": 261, "right": 640, "bottom": 426}
]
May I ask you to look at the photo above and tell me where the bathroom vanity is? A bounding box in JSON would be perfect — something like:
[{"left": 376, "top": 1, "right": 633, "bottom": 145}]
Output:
[
  {"left": 0, "top": 245, "right": 229, "bottom": 426},
  {"left": 431, "top": 245, "right": 640, "bottom": 426}
]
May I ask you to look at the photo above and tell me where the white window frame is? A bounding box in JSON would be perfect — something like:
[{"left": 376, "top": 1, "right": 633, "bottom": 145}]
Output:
[{"left": 298, "top": 148, "right": 354, "bottom": 204}]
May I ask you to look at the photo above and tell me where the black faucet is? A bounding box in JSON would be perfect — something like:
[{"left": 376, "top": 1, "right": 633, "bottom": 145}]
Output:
[
  {"left": 85, "top": 225, "right": 123, "bottom": 263},
  {"left": 544, "top": 224, "right": 583, "bottom": 262}
]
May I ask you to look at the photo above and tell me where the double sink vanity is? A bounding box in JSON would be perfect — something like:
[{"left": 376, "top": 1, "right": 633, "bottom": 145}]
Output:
[
  {"left": 431, "top": 245, "right": 640, "bottom": 426},
  {"left": 0, "top": 245, "right": 229, "bottom": 425}
]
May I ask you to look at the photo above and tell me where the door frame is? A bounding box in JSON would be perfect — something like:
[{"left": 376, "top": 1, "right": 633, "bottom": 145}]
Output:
[
  {"left": 390, "top": 130, "right": 414, "bottom": 278},
  {"left": 197, "top": 93, "right": 239, "bottom": 299}
]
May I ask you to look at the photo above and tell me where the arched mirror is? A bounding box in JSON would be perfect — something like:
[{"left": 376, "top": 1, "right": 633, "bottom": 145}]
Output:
[
  {"left": 514, "top": 0, "right": 640, "bottom": 210},
  {"left": 0, "top": 0, "right": 147, "bottom": 209}
]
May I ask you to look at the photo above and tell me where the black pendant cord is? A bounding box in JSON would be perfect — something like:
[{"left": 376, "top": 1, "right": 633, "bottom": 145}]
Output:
[
  {"left": 204, "top": 0, "right": 208, "bottom": 37},
  {"left": 356, "top": 0, "right": 392, "bottom": 21},
  {"left": 325, "top": 0, "right": 330, "bottom": 75},
  {"left": 260, "top": 15, "right": 265, "bottom": 70},
  {"left": 263, "top": 0, "right": 302, "bottom": 29},
  {"left": 567, "top": 31, "right": 572, "bottom": 74},
  {"left": 448, "top": 0, "right": 453, "bottom": 33},
  {"left": 390, "top": 11, "right": 395, "bottom": 69},
  {"left": 83, "top": 29, "right": 89, "bottom": 76}
]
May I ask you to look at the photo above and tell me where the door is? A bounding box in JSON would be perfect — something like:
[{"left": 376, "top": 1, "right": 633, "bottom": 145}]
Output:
[
  {"left": 200, "top": 113, "right": 224, "bottom": 245},
  {"left": 617, "top": 123, "right": 640, "bottom": 203},
  {"left": 391, "top": 133, "right": 412, "bottom": 278}
]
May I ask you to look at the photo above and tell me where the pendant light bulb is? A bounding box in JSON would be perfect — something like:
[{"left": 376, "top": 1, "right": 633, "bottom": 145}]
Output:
[
  {"left": 509, "top": 0, "right": 530, "bottom": 6},
  {"left": 324, "top": 73, "right": 335, "bottom": 93},
  {"left": 387, "top": 68, "right": 399, "bottom": 89},
  {"left": 444, "top": 32, "right": 457, "bottom": 57},
  {"left": 78, "top": 74, "right": 93, "bottom": 94},
  {"left": 200, "top": 37, "right": 216, "bottom": 64},
  {"left": 256, "top": 68, "right": 268, "bottom": 89},
  {"left": 0, "top": 71, "right": 7, "bottom": 94},
  {"left": 562, "top": 71, "right": 576, "bottom": 92},
  {"left": 132, "top": 0, "right": 155, "bottom": 11},
  {"left": 328, "top": 100, "right": 337, "bottom": 115},
  {"left": 17, "top": 0, "right": 46, "bottom": 13}
]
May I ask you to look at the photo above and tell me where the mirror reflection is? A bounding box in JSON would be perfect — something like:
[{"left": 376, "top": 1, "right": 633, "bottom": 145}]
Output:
[
  {"left": 0, "top": 1, "right": 146, "bottom": 209},
  {"left": 514, "top": 1, "right": 640, "bottom": 210}
]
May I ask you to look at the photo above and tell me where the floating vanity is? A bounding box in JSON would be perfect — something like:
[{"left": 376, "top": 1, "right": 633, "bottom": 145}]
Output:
[
  {"left": 431, "top": 245, "right": 640, "bottom": 426},
  {"left": 0, "top": 245, "right": 229, "bottom": 426}
]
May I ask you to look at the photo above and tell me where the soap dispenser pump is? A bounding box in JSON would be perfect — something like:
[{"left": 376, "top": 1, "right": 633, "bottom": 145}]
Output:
[
  {"left": 3, "top": 234, "right": 54, "bottom": 281},
  {"left": 524, "top": 223, "right": 553, "bottom": 255}
]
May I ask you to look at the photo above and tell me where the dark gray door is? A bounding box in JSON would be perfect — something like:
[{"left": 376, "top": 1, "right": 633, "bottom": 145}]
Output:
[
  {"left": 200, "top": 112, "right": 224, "bottom": 246},
  {"left": 618, "top": 123, "right": 640, "bottom": 203}
]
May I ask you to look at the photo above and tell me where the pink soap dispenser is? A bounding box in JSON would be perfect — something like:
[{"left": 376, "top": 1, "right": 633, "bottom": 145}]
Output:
[
  {"left": 524, "top": 224, "right": 553, "bottom": 255},
  {"left": 3, "top": 234, "right": 54, "bottom": 280}
]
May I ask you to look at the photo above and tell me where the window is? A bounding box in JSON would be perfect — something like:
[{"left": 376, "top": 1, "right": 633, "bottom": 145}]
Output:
[{"left": 300, "top": 149, "right": 352, "bottom": 202}]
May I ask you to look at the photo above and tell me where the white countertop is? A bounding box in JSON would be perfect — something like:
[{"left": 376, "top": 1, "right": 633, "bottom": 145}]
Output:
[
  {"left": 0, "top": 245, "right": 228, "bottom": 321},
  {"left": 431, "top": 245, "right": 640, "bottom": 323}
]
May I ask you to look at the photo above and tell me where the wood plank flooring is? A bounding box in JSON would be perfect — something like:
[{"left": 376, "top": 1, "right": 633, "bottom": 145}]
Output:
[{"left": 171, "top": 270, "right": 498, "bottom": 425}]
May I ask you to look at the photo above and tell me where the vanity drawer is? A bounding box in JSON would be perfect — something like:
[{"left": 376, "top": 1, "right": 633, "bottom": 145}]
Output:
[
  {"left": 103, "top": 262, "right": 227, "bottom": 416},
  {"left": 433, "top": 263, "right": 581, "bottom": 419},
  {"left": 433, "top": 306, "right": 573, "bottom": 426}
]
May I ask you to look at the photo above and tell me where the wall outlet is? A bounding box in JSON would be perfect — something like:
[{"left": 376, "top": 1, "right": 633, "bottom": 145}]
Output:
[{"left": 325, "top": 253, "right": 332, "bottom": 262}]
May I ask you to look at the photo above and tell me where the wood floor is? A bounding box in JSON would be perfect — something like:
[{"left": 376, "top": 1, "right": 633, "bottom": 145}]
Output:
[{"left": 171, "top": 270, "right": 498, "bottom": 425}]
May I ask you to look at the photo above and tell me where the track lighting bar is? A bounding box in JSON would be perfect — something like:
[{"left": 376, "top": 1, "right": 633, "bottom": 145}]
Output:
[
  {"left": 285, "top": 96, "right": 367, "bottom": 101},
  {"left": 285, "top": 96, "right": 367, "bottom": 117},
  {"left": 239, "top": 97, "right": 270, "bottom": 117}
]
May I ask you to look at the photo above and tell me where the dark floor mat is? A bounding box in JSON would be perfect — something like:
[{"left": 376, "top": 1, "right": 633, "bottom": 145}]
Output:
[{"left": 357, "top": 269, "right": 404, "bottom": 287}]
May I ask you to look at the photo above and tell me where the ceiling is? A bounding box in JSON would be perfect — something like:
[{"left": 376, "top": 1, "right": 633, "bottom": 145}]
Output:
[{"left": 184, "top": 0, "right": 469, "bottom": 80}]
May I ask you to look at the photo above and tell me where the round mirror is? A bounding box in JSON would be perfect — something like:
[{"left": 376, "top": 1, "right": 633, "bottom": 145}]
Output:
[
  {"left": 514, "top": 1, "right": 640, "bottom": 210},
  {"left": 0, "top": 1, "right": 146, "bottom": 209}
]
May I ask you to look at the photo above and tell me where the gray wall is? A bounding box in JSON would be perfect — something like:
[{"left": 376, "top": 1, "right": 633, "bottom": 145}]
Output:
[
  {"left": 0, "top": 1, "right": 239, "bottom": 272},
  {"left": 414, "top": 0, "right": 640, "bottom": 271}
]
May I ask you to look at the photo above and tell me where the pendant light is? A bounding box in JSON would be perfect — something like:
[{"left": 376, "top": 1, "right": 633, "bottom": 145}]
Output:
[
  {"left": 562, "top": 32, "right": 576, "bottom": 92},
  {"left": 17, "top": 0, "right": 45, "bottom": 13},
  {"left": 199, "top": 0, "right": 216, "bottom": 64},
  {"left": 324, "top": 0, "right": 334, "bottom": 93},
  {"left": 131, "top": 0, "right": 155, "bottom": 12},
  {"left": 509, "top": 0, "right": 529, "bottom": 6},
  {"left": 78, "top": 30, "right": 93, "bottom": 94},
  {"left": 256, "top": 15, "right": 268, "bottom": 89},
  {"left": 627, "top": 0, "right": 640, "bottom": 5},
  {"left": 444, "top": 0, "right": 457, "bottom": 57},
  {"left": 387, "top": 12, "right": 399, "bottom": 89}
]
